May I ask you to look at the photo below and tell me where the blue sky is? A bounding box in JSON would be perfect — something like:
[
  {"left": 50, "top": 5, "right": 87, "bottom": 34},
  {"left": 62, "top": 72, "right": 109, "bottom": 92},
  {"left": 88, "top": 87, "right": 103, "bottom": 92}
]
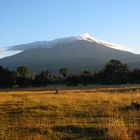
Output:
[{"left": 0, "top": 0, "right": 140, "bottom": 54}]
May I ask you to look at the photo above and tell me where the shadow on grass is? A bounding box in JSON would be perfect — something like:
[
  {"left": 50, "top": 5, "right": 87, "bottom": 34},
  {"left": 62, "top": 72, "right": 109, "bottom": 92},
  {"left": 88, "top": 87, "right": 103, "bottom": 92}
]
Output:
[
  {"left": 53, "top": 125, "right": 108, "bottom": 137},
  {"left": 119, "top": 102, "right": 140, "bottom": 112}
]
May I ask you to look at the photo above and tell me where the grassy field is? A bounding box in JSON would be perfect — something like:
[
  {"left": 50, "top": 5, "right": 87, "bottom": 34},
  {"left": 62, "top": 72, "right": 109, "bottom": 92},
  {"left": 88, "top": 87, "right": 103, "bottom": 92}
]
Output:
[{"left": 0, "top": 86, "right": 140, "bottom": 140}]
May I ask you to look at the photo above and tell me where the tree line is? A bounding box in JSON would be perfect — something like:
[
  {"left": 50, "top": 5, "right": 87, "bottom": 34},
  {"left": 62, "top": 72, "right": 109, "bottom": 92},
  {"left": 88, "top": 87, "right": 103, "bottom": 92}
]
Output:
[{"left": 0, "top": 59, "right": 140, "bottom": 88}]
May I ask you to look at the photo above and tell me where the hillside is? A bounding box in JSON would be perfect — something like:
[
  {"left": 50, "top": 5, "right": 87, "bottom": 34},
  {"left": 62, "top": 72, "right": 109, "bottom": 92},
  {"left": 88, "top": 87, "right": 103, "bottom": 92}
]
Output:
[{"left": 0, "top": 34, "right": 140, "bottom": 73}]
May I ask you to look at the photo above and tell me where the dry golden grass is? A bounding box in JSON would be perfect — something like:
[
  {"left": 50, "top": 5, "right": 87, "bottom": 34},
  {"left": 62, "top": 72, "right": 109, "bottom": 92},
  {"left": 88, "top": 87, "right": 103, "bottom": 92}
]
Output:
[{"left": 0, "top": 86, "right": 140, "bottom": 140}]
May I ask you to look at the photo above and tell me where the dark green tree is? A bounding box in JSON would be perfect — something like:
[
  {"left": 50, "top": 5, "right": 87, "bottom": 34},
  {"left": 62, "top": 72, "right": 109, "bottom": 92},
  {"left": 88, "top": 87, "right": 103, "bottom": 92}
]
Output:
[
  {"left": 128, "top": 69, "right": 140, "bottom": 83},
  {"left": 15, "top": 66, "right": 30, "bottom": 87},
  {"left": 81, "top": 70, "right": 93, "bottom": 85},
  {"left": 103, "top": 59, "right": 129, "bottom": 84},
  {"left": 16, "top": 66, "right": 28, "bottom": 78},
  {"left": 32, "top": 70, "right": 53, "bottom": 87},
  {"left": 0, "top": 66, "right": 15, "bottom": 87},
  {"left": 45, "top": 70, "right": 52, "bottom": 80},
  {"left": 59, "top": 68, "right": 68, "bottom": 78},
  {"left": 66, "top": 74, "right": 80, "bottom": 86}
]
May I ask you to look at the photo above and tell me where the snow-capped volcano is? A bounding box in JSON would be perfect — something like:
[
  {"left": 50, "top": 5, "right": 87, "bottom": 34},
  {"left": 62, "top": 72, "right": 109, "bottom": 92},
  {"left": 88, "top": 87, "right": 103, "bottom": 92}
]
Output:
[
  {"left": 8, "top": 33, "right": 129, "bottom": 52},
  {"left": 0, "top": 33, "right": 139, "bottom": 74}
]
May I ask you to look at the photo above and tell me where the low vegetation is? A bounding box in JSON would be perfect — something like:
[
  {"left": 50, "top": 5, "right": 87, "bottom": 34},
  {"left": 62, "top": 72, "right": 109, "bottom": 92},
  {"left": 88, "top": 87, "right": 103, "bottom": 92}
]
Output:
[
  {"left": 0, "top": 86, "right": 140, "bottom": 139},
  {"left": 1, "top": 59, "right": 140, "bottom": 88}
]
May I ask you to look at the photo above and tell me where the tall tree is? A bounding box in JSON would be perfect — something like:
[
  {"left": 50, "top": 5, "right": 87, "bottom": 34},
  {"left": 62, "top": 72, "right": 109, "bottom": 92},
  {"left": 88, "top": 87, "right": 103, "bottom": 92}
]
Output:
[
  {"left": 59, "top": 68, "right": 68, "bottom": 78},
  {"left": 32, "top": 70, "right": 53, "bottom": 87},
  {"left": 16, "top": 66, "right": 28, "bottom": 78},
  {"left": 0, "top": 66, "right": 15, "bottom": 87},
  {"left": 15, "top": 66, "right": 30, "bottom": 87},
  {"left": 45, "top": 70, "right": 52, "bottom": 80},
  {"left": 81, "top": 70, "right": 93, "bottom": 84},
  {"left": 128, "top": 69, "right": 140, "bottom": 83},
  {"left": 103, "top": 59, "right": 129, "bottom": 84}
]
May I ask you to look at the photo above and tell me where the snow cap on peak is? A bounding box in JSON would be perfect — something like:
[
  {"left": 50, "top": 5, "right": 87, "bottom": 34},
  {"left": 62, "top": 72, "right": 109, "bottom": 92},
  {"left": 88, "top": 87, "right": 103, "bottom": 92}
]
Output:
[
  {"left": 78, "top": 33, "right": 96, "bottom": 42},
  {"left": 77, "top": 33, "right": 129, "bottom": 51},
  {"left": 78, "top": 33, "right": 95, "bottom": 41},
  {"left": 79, "top": 33, "right": 92, "bottom": 38}
]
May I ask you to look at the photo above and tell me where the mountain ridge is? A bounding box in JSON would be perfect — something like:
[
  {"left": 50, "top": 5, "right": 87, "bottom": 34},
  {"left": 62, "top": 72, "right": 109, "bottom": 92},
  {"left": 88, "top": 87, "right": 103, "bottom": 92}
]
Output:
[
  {"left": 8, "top": 34, "right": 129, "bottom": 52},
  {"left": 0, "top": 34, "right": 140, "bottom": 73}
]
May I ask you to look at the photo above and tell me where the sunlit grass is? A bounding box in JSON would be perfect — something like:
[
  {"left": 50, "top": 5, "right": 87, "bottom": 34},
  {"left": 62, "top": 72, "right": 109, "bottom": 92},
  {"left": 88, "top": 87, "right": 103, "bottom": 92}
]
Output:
[{"left": 0, "top": 87, "right": 140, "bottom": 139}]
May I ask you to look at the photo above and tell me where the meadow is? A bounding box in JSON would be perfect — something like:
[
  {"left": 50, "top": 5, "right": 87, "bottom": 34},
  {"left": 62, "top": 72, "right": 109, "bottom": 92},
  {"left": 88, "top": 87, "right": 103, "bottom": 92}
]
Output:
[{"left": 0, "top": 85, "right": 140, "bottom": 140}]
